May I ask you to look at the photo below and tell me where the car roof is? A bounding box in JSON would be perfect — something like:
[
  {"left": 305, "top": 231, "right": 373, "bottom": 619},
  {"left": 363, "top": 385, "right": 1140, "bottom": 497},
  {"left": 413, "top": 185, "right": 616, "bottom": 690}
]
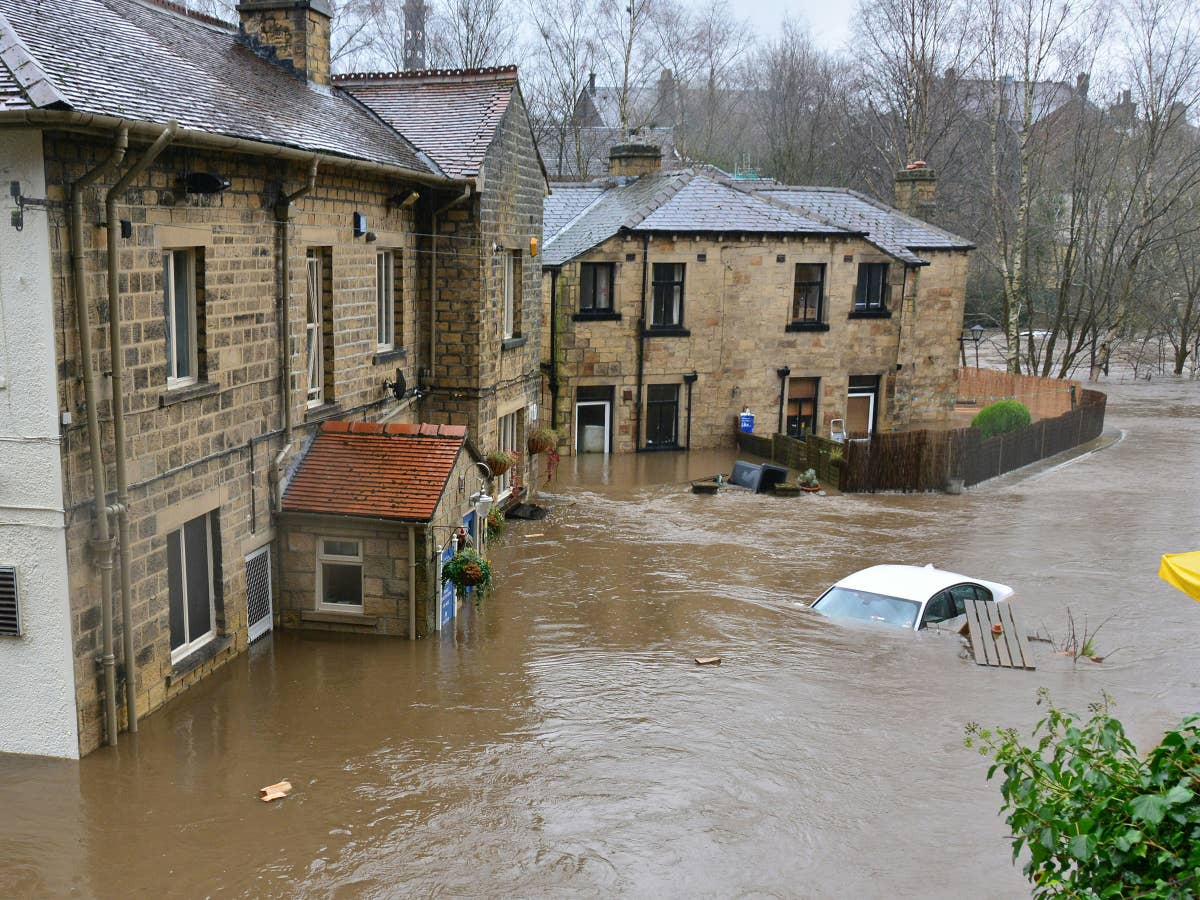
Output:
[{"left": 834, "top": 565, "right": 1014, "bottom": 603}]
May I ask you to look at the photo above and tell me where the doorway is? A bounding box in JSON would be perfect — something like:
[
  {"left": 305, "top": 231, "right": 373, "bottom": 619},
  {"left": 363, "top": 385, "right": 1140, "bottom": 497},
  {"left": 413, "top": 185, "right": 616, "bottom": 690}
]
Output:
[
  {"left": 575, "top": 385, "right": 613, "bottom": 454},
  {"left": 846, "top": 375, "right": 879, "bottom": 437}
]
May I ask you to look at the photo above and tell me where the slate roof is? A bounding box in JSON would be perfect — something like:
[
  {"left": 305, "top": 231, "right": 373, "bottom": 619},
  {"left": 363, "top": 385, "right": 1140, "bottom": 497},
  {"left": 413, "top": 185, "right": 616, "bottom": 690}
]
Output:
[
  {"left": 543, "top": 170, "right": 848, "bottom": 266},
  {"left": 0, "top": 0, "right": 435, "bottom": 173},
  {"left": 543, "top": 170, "right": 974, "bottom": 267},
  {"left": 337, "top": 67, "right": 518, "bottom": 178},
  {"left": 283, "top": 422, "right": 469, "bottom": 523},
  {"left": 758, "top": 187, "right": 974, "bottom": 265}
]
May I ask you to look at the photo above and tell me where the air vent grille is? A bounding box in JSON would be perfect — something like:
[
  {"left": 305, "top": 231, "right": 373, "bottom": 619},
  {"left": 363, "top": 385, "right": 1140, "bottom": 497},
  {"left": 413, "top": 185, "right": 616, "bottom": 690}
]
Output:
[{"left": 0, "top": 567, "right": 19, "bottom": 636}]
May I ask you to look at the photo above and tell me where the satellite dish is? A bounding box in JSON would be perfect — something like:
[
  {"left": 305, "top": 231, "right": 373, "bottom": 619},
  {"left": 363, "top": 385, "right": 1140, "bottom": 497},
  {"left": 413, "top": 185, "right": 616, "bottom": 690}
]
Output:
[{"left": 384, "top": 368, "right": 407, "bottom": 401}]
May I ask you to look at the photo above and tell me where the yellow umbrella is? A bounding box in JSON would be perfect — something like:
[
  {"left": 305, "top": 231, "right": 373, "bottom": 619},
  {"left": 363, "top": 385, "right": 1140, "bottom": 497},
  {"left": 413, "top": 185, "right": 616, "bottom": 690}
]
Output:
[{"left": 1159, "top": 551, "right": 1200, "bottom": 602}]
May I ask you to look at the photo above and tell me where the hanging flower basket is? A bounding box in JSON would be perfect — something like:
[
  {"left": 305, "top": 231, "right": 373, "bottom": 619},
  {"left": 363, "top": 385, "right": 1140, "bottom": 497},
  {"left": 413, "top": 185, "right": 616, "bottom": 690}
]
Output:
[
  {"left": 484, "top": 450, "right": 518, "bottom": 477},
  {"left": 442, "top": 548, "right": 493, "bottom": 595},
  {"left": 527, "top": 427, "right": 558, "bottom": 455}
]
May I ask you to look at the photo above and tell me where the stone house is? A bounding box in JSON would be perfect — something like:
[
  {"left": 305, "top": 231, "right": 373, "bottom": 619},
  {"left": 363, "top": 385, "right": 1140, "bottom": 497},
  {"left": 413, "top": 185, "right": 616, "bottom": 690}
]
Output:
[
  {"left": 540, "top": 146, "right": 973, "bottom": 454},
  {"left": 279, "top": 422, "right": 485, "bottom": 637},
  {"left": 0, "top": 0, "right": 542, "bottom": 758},
  {"left": 337, "top": 67, "right": 548, "bottom": 499}
]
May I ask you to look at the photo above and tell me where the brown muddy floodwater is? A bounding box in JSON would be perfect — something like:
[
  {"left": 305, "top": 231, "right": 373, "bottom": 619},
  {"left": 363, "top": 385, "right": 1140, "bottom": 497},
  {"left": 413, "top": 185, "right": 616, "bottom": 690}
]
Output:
[{"left": 3, "top": 377, "right": 1199, "bottom": 899}]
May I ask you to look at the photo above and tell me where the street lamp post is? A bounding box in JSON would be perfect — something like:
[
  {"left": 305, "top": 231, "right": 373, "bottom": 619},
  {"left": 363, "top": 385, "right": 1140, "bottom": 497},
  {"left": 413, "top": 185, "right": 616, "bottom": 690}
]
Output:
[
  {"left": 471, "top": 461, "right": 494, "bottom": 553},
  {"left": 970, "top": 323, "right": 984, "bottom": 367}
]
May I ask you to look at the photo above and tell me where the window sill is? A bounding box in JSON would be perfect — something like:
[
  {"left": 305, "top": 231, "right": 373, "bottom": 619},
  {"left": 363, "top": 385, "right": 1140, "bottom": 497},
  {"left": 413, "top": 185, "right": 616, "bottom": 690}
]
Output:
[
  {"left": 644, "top": 326, "right": 690, "bottom": 338},
  {"left": 159, "top": 380, "right": 219, "bottom": 408},
  {"left": 305, "top": 402, "right": 343, "bottom": 423},
  {"left": 786, "top": 321, "right": 831, "bottom": 332},
  {"left": 501, "top": 336, "right": 528, "bottom": 351},
  {"left": 302, "top": 609, "right": 378, "bottom": 627},
  {"left": 573, "top": 311, "right": 622, "bottom": 322},
  {"left": 373, "top": 348, "right": 407, "bottom": 365},
  {"left": 848, "top": 309, "right": 892, "bottom": 320},
  {"left": 168, "top": 634, "right": 232, "bottom": 684}
]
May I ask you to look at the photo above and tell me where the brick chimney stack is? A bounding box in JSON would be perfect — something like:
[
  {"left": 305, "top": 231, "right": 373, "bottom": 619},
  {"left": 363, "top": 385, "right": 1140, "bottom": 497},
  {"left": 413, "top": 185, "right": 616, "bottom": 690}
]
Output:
[
  {"left": 893, "top": 160, "right": 937, "bottom": 222},
  {"left": 609, "top": 143, "right": 662, "bottom": 178},
  {"left": 237, "top": 0, "right": 333, "bottom": 87}
]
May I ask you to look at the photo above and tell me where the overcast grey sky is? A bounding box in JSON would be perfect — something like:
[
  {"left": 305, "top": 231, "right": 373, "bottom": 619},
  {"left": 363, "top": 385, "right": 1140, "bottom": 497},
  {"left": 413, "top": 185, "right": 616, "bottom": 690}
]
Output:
[{"left": 738, "top": 0, "right": 855, "bottom": 49}]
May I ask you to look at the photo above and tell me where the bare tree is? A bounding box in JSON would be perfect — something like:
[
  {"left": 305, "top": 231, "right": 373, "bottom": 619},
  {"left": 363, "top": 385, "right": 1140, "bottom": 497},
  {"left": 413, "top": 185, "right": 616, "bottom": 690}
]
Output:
[
  {"left": 427, "top": 0, "right": 520, "bottom": 69},
  {"left": 1090, "top": 0, "right": 1200, "bottom": 378},
  {"left": 746, "top": 23, "right": 856, "bottom": 185},
  {"left": 649, "top": 0, "right": 754, "bottom": 164},
  {"left": 853, "top": 0, "right": 977, "bottom": 169},
  {"left": 595, "top": 0, "right": 657, "bottom": 134},
  {"left": 526, "top": 0, "right": 599, "bottom": 178},
  {"left": 977, "top": 0, "right": 1096, "bottom": 373}
]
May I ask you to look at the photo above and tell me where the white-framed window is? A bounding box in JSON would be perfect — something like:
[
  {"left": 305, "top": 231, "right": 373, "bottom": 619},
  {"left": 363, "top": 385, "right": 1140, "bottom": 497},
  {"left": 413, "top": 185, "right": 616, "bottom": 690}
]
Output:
[
  {"left": 167, "top": 511, "right": 217, "bottom": 664},
  {"left": 376, "top": 250, "right": 395, "bottom": 350},
  {"left": 164, "top": 248, "right": 198, "bottom": 388},
  {"left": 497, "top": 411, "right": 518, "bottom": 496},
  {"left": 502, "top": 250, "right": 522, "bottom": 339},
  {"left": 306, "top": 251, "right": 324, "bottom": 406},
  {"left": 316, "top": 537, "right": 363, "bottom": 612}
]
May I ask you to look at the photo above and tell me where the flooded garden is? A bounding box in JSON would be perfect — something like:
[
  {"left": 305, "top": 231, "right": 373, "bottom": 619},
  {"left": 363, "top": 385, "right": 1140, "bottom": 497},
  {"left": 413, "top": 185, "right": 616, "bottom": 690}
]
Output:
[{"left": 2, "top": 376, "right": 1198, "bottom": 898}]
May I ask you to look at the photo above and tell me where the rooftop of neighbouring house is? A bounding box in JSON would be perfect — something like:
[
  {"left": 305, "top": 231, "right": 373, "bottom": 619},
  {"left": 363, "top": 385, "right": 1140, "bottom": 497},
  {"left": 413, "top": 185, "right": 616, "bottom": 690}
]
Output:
[
  {"left": 336, "top": 67, "right": 522, "bottom": 179},
  {"left": 542, "top": 169, "right": 974, "bottom": 267},
  {"left": 0, "top": 0, "right": 435, "bottom": 173},
  {"left": 283, "top": 422, "right": 470, "bottom": 523}
]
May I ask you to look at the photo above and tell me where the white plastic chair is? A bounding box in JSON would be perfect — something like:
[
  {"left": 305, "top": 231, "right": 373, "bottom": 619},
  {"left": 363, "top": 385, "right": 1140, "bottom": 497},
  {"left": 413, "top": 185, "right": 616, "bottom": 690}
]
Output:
[{"left": 830, "top": 418, "right": 846, "bottom": 443}]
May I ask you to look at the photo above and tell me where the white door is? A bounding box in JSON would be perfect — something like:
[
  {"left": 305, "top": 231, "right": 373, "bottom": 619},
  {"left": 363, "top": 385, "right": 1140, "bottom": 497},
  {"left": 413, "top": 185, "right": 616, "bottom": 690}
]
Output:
[{"left": 574, "top": 401, "right": 610, "bottom": 454}]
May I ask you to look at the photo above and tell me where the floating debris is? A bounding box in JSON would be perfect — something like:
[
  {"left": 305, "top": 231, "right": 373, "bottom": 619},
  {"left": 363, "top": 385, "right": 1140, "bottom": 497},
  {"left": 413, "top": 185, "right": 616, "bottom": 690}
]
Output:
[
  {"left": 259, "top": 780, "right": 292, "bottom": 802},
  {"left": 694, "top": 656, "right": 722, "bottom": 666}
]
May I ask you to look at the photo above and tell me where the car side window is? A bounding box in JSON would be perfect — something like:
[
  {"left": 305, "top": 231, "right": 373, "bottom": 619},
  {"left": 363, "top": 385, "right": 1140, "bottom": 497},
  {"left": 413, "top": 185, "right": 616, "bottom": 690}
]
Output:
[
  {"left": 973, "top": 584, "right": 993, "bottom": 602},
  {"left": 921, "top": 591, "right": 955, "bottom": 627},
  {"left": 949, "top": 584, "right": 979, "bottom": 615}
]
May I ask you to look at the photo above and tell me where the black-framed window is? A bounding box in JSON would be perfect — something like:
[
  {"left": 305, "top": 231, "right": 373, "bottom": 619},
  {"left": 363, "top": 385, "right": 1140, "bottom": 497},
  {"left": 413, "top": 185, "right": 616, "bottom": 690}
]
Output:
[
  {"left": 645, "top": 383, "right": 679, "bottom": 447},
  {"left": 580, "top": 262, "right": 614, "bottom": 312},
  {"left": 792, "top": 263, "right": 824, "bottom": 323},
  {"left": 854, "top": 263, "right": 890, "bottom": 312},
  {"left": 651, "top": 263, "right": 684, "bottom": 327}
]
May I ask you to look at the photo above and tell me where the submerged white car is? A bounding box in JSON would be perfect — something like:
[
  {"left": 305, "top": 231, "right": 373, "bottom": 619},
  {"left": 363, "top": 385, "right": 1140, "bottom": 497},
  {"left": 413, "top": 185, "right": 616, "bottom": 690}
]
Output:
[{"left": 810, "top": 564, "right": 1014, "bottom": 631}]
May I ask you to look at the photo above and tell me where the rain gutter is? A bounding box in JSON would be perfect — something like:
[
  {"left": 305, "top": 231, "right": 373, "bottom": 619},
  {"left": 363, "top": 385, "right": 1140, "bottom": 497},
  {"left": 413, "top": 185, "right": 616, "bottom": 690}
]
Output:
[
  {"left": 105, "top": 121, "right": 179, "bottom": 735},
  {"left": 408, "top": 526, "right": 418, "bottom": 641},
  {"left": 634, "top": 234, "right": 649, "bottom": 450},
  {"left": 70, "top": 126, "right": 128, "bottom": 747},
  {"left": 0, "top": 111, "right": 462, "bottom": 188},
  {"left": 276, "top": 157, "right": 320, "bottom": 448},
  {"left": 547, "top": 268, "right": 559, "bottom": 429}
]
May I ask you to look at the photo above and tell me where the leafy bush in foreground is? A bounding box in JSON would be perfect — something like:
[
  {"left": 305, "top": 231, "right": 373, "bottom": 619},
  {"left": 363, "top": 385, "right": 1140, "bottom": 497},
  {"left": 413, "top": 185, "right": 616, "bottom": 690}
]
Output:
[
  {"left": 965, "top": 690, "right": 1200, "bottom": 898},
  {"left": 971, "top": 399, "right": 1032, "bottom": 438}
]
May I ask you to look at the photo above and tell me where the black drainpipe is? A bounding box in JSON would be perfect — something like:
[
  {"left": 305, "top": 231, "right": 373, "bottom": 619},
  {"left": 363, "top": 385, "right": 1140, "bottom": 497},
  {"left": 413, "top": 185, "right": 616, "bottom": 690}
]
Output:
[
  {"left": 683, "top": 370, "right": 698, "bottom": 448},
  {"left": 635, "top": 233, "right": 649, "bottom": 450},
  {"left": 548, "top": 267, "right": 560, "bottom": 429},
  {"left": 776, "top": 366, "right": 791, "bottom": 434}
]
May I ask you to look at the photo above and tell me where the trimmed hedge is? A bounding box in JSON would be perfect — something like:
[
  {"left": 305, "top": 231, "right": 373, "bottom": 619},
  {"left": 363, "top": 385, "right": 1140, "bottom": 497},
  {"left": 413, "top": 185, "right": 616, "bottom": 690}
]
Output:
[{"left": 971, "top": 399, "right": 1031, "bottom": 439}]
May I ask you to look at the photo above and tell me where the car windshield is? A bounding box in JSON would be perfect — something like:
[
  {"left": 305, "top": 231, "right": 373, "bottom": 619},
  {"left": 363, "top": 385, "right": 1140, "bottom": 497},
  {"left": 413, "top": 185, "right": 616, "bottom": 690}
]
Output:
[{"left": 812, "top": 587, "right": 921, "bottom": 629}]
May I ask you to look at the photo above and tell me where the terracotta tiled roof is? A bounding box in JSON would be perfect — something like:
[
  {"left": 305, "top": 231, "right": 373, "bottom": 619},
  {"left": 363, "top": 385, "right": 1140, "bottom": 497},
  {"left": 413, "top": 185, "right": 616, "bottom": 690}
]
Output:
[
  {"left": 336, "top": 67, "right": 517, "bottom": 178},
  {"left": 0, "top": 0, "right": 435, "bottom": 173},
  {"left": 283, "top": 422, "right": 469, "bottom": 523}
]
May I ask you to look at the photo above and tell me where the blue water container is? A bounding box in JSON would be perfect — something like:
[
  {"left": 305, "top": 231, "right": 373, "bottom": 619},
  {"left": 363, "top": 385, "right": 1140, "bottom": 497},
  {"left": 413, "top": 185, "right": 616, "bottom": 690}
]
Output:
[{"left": 738, "top": 411, "right": 755, "bottom": 433}]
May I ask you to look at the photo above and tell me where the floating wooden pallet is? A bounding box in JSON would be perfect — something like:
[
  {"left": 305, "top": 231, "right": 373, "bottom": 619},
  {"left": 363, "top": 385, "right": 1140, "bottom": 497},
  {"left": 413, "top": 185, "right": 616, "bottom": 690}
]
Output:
[{"left": 965, "top": 598, "right": 1036, "bottom": 669}]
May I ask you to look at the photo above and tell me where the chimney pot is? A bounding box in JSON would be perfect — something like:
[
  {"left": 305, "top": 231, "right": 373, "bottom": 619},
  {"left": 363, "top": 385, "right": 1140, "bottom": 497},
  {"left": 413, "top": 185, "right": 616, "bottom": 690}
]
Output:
[{"left": 588, "top": 72, "right": 596, "bottom": 94}]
